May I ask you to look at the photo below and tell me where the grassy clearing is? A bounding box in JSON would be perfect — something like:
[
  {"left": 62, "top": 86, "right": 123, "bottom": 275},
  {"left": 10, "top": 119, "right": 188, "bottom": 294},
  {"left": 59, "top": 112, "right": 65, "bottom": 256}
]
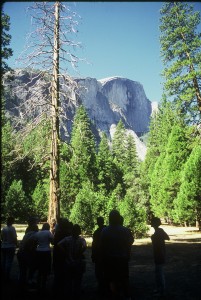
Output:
[
  {"left": 1, "top": 224, "right": 201, "bottom": 300},
  {"left": 2, "top": 223, "right": 200, "bottom": 245}
]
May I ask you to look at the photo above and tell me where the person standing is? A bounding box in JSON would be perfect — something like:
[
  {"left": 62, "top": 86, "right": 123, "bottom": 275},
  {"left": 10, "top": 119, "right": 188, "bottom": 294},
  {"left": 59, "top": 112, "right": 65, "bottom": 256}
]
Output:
[
  {"left": 35, "top": 222, "right": 54, "bottom": 292},
  {"left": 17, "top": 223, "right": 39, "bottom": 288},
  {"left": 91, "top": 216, "right": 106, "bottom": 294},
  {"left": 25, "top": 216, "right": 39, "bottom": 233},
  {"left": 151, "top": 217, "right": 170, "bottom": 297},
  {"left": 52, "top": 218, "right": 72, "bottom": 295},
  {"left": 58, "top": 224, "right": 87, "bottom": 299},
  {"left": 1, "top": 216, "right": 18, "bottom": 283},
  {"left": 100, "top": 210, "right": 134, "bottom": 299}
]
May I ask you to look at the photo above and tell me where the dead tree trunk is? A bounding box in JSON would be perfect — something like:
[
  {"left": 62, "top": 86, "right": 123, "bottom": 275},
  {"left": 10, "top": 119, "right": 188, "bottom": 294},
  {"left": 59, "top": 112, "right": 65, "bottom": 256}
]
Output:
[{"left": 48, "top": 2, "right": 60, "bottom": 226}]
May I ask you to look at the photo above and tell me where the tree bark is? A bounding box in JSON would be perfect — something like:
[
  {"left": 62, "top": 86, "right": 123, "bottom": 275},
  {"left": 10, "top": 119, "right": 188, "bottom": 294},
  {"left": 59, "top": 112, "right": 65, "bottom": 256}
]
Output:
[{"left": 48, "top": 2, "right": 60, "bottom": 226}]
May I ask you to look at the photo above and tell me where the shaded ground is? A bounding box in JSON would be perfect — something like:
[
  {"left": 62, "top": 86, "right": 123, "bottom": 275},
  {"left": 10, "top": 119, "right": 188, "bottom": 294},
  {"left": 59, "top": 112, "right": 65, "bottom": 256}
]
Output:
[{"left": 1, "top": 226, "right": 201, "bottom": 299}]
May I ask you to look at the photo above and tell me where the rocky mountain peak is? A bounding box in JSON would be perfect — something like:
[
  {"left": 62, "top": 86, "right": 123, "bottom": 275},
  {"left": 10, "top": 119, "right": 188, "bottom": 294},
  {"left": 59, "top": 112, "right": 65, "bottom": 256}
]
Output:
[
  {"left": 4, "top": 70, "right": 157, "bottom": 161},
  {"left": 73, "top": 76, "right": 154, "bottom": 160}
]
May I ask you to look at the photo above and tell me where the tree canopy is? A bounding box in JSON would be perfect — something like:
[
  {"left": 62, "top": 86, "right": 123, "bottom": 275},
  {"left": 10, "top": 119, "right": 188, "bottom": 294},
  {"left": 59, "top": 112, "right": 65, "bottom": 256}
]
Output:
[{"left": 160, "top": 2, "right": 201, "bottom": 122}]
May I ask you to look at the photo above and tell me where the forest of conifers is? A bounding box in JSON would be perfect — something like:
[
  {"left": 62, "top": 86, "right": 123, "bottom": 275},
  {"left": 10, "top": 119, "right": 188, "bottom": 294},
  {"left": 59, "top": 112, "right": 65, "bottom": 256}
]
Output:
[{"left": 1, "top": 2, "right": 201, "bottom": 234}]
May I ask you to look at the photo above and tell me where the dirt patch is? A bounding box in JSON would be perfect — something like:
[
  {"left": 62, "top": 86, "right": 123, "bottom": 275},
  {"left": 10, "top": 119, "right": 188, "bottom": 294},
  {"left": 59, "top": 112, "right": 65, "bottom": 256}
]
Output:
[{"left": 1, "top": 225, "right": 201, "bottom": 299}]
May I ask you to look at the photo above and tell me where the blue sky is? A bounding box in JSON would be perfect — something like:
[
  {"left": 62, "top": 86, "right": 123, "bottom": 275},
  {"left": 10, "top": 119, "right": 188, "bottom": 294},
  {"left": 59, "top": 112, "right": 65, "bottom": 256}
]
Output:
[{"left": 3, "top": 1, "right": 201, "bottom": 103}]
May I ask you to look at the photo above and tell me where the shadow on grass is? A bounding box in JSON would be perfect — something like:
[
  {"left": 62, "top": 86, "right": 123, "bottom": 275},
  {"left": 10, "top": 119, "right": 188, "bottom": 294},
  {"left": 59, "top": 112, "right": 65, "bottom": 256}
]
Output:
[{"left": 1, "top": 241, "right": 201, "bottom": 300}]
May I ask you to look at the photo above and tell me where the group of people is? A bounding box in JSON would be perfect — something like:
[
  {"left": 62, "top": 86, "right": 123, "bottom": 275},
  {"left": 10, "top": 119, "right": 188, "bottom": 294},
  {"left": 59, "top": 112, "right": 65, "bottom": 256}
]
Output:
[
  {"left": 91, "top": 211, "right": 169, "bottom": 299},
  {"left": 1, "top": 216, "right": 86, "bottom": 299},
  {"left": 1, "top": 210, "right": 170, "bottom": 299}
]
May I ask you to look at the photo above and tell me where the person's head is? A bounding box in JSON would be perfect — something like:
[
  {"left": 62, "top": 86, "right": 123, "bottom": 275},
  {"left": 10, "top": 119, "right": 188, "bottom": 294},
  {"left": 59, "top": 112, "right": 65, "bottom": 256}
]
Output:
[
  {"left": 151, "top": 217, "right": 161, "bottom": 228},
  {"left": 42, "top": 222, "right": 50, "bottom": 231},
  {"left": 26, "top": 224, "right": 39, "bottom": 233},
  {"left": 6, "top": 216, "right": 15, "bottom": 226},
  {"left": 109, "top": 209, "right": 120, "bottom": 226},
  {"left": 97, "top": 216, "right": 104, "bottom": 227},
  {"left": 72, "top": 224, "right": 81, "bottom": 238},
  {"left": 58, "top": 217, "right": 69, "bottom": 227},
  {"left": 60, "top": 218, "right": 70, "bottom": 232},
  {"left": 27, "top": 216, "right": 38, "bottom": 226}
]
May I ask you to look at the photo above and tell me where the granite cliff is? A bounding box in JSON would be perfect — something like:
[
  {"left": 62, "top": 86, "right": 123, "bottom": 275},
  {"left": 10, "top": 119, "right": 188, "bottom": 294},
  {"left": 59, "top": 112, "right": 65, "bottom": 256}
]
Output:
[
  {"left": 4, "top": 71, "right": 156, "bottom": 160},
  {"left": 75, "top": 76, "right": 152, "bottom": 136},
  {"left": 73, "top": 76, "right": 153, "bottom": 160}
]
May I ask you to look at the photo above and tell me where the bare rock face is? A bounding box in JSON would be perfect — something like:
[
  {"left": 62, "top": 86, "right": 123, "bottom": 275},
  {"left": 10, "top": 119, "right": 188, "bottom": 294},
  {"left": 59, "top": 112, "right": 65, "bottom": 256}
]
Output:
[
  {"left": 4, "top": 71, "right": 156, "bottom": 160},
  {"left": 75, "top": 76, "right": 152, "bottom": 137},
  {"left": 74, "top": 76, "right": 153, "bottom": 160}
]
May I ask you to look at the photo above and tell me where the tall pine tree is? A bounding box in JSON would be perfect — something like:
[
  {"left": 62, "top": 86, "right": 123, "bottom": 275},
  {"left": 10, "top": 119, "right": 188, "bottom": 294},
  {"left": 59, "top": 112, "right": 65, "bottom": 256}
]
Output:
[
  {"left": 1, "top": 11, "right": 13, "bottom": 74},
  {"left": 141, "top": 99, "right": 177, "bottom": 220},
  {"left": 175, "top": 143, "right": 201, "bottom": 229},
  {"left": 160, "top": 2, "right": 201, "bottom": 122},
  {"left": 112, "top": 119, "right": 127, "bottom": 170},
  {"left": 150, "top": 122, "right": 191, "bottom": 221},
  {"left": 124, "top": 133, "right": 139, "bottom": 176},
  {"left": 70, "top": 105, "right": 97, "bottom": 191},
  {"left": 97, "top": 132, "right": 119, "bottom": 194}
]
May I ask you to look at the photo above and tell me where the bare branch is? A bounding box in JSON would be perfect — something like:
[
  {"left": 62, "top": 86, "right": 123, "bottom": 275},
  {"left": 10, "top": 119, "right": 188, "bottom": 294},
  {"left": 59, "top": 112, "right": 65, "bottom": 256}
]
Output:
[{"left": 5, "top": 1, "right": 85, "bottom": 223}]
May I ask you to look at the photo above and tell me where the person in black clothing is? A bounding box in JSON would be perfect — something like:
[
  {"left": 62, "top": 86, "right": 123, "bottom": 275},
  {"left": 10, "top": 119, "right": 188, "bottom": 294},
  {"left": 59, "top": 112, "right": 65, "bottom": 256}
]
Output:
[
  {"left": 52, "top": 218, "right": 72, "bottom": 295},
  {"left": 25, "top": 216, "right": 39, "bottom": 234},
  {"left": 91, "top": 216, "right": 106, "bottom": 293},
  {"left": 100, "top": 210, "right": 134, "bottom": 299},
  {"left": 58, "top": 224, "right": 87, "bottom": 300},
  {"left": 151, "top": 217, "right": 170, "bottom": 296},
  {"left": 17, "top": 224, "right": 39, "bottom": 288}
]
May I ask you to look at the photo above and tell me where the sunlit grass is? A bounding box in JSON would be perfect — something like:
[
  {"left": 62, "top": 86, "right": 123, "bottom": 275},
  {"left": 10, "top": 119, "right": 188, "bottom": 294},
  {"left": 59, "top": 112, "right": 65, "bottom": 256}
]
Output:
[{"left": 1, "top": 223, "right": 200, "bottom": 244}]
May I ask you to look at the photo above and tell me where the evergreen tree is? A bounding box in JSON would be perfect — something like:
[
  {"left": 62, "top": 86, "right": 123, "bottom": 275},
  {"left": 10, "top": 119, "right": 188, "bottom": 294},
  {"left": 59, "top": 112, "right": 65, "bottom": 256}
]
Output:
[
  {"left": 149, "top": 152, "right": 168, "bottom": 218},
  {"left": 21, "top": 118, "right": 51, "bottom": 168},
  {"left": 160, "top": 2, "right": 201, "bottom": 121},
  {"left": 32, "top": 180, "right": 49, "bottom": 221},
  {"left": 151, "top": 122, "right": 191, "bottom": 221},
  {"left": 118, "top": 183, "right": 148, "bottom": 238},
  {"left": 112, "top": 119, "right": 127, "bottom": 171},
  {"left": 97, "top": 132, "right": 120, "bottom": 194},
  {"left": 12, "top": 119, "right": 51, "bottom": 205},
  {"left": 144, "top": 98, "right": 177, "bottom": 178},
  {"left": 106, "top": 183, "right": 124, "bottom": 217},
  {"left": 141, "top": 99, "right": 177, "bottom": 220},
  {"left": 59, "top": 141, "right": 74, "bottom": 216},
  {"left": 1, "top": 119, "right": 16, "bottom": 205},
  {"left": 175, "top": 143, "right": 201, "bottom": 229},
  {"left": 70, "top": 181, "right": 107, "bottom": 234},
  {"left": 14, "top": 157, "right": 39, "bottom": 198},
  {"left": 70, "top": 105, "right": 97, "bottom": 191},
  {"left": 4, "top": 180, "right": 32, "bottom": 222},
  {"left": 1, "top": 11, "right": 14, "bottom": 216},
  {"left": 110, "top": 119, "right": 127, "bottom": 196},
  {"left": 1, "top": 11, "right": 13, "bottom": 74},
  {"left": 124, "top": 133, "right": 139, "bottom": 176}
]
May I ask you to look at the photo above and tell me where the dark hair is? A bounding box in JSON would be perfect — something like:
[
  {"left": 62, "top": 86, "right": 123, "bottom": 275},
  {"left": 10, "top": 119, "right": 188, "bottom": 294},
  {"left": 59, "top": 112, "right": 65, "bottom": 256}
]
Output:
[
  {"left": 7, "top": 217, "right": 15, "bottom": 226},
  {"left": 97, "top": 216, "right": 104, "bottom": 226},
  {"left": 151, "top": 217, "right": 161, "bottom": 227},
  {"left": 72, "top": 224, "right": 81, "bottom": 237},
  {"left": 27, "top": 216, "right": 38, "bottom": 226},
  {"left": 109, "top": 209, "right": 120, "bottom": 225},
  {"left": 26, "top": 224, "right": 39, "bottom": 233},
  {"left": 42, "top": 222, "right": 50, "bottom": 231}
]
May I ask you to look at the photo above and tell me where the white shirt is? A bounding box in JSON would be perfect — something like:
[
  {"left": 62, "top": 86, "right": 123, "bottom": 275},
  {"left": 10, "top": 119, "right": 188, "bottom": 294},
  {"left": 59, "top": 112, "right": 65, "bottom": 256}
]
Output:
[{"left": 35, "top": 230, "right": 54, "bottom": 252}]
